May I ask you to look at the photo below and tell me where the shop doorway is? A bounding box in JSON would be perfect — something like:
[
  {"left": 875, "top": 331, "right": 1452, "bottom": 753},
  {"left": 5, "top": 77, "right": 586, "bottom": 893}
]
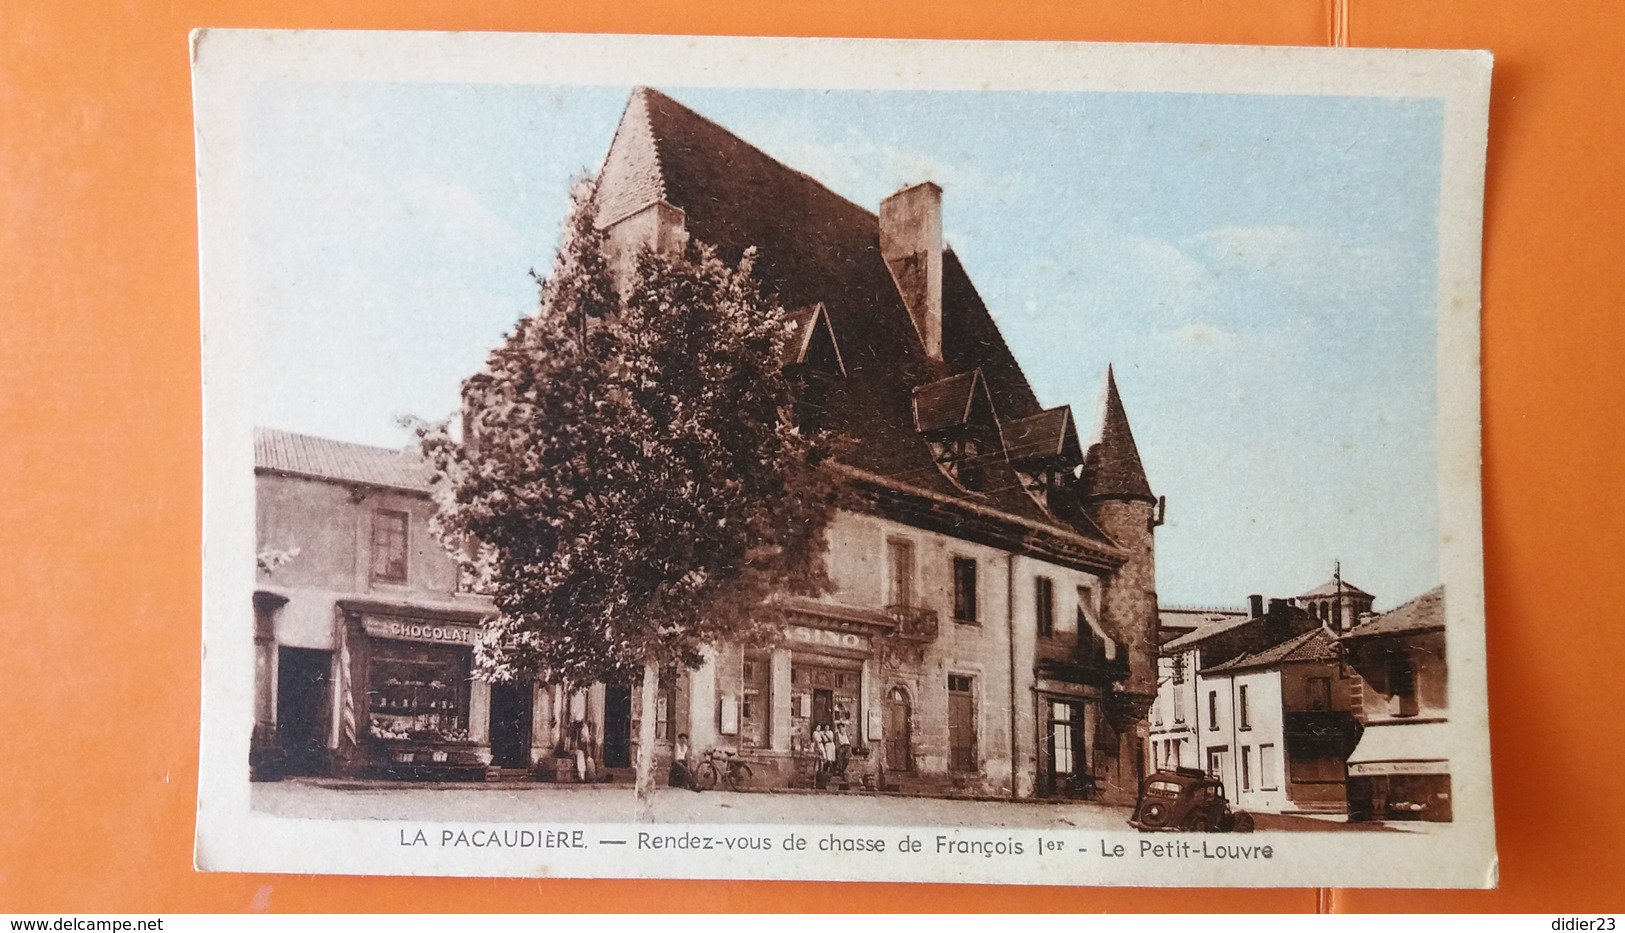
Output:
[
  {"left": 489, "top": 681, "right": 532, "bottom": 769},
  {"left": 884, "top": 687, "right": 912, "bottom": 772},
  {"left": 812, "top": 688, "right": 834, "bottom": 728},
  {"left": 602, "top": 685, "right": 632, "bottom": 769},
  {"left": 276, "top": 647, "right": 331, "bottom": 775},
  {"left": 1045, "top": 700, "right": 1089, "bottom": 796},
  {"left": 1208, "top": 746, "right": 1231, "bottom": 797}
]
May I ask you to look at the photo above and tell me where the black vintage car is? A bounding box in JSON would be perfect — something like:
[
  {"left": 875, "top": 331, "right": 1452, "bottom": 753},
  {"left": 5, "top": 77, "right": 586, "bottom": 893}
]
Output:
[{"left": 1129, "top": 767, "right": 1256, "bottom": 833}]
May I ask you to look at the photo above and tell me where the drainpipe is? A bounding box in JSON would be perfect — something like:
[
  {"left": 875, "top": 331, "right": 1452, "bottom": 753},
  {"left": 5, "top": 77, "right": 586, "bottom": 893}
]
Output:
[{"left": 1007, "top": 551, "right": 1018, "bottom": 801}]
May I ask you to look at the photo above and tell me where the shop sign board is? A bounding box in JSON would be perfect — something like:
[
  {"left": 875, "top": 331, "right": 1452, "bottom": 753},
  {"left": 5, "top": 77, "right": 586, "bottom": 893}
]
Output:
[
  {"left": 1348, "top": 759, "right": 1452, "bottom": 777},
  {"left": 787, "top": 625, "right": 869, "bottom": 654},
  {"left": 363, "top": 616, "right": 480, "bottom": 647},
  {"left": 719, "top": 694, "right": 740, "bottom": 735}
]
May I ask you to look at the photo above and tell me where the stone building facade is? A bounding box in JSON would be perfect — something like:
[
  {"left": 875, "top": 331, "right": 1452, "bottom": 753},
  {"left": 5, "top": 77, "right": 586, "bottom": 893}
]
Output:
[
  {"left": 575, "top": 88, "right": 1164, "bottom": 802},
  {"left": 251, "top": 87, "right": 1167, "bottom": 803}
]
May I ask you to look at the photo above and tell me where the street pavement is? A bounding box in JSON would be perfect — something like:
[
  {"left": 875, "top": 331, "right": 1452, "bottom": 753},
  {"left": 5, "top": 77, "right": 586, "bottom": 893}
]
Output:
[{"left": 252, "top": 779, "right": 1387, "bottom": 831}]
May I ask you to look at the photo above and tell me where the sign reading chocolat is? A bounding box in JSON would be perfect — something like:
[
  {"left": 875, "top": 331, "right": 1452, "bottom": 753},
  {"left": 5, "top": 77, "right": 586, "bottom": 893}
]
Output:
[{"left": 363, "top": 616, "right": 479, "bottom": 647}]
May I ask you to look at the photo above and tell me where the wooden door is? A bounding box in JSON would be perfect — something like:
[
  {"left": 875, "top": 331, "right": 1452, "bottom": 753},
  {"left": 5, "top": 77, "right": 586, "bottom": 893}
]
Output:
[
  {"left": 884, "top": 687, "right": 912, "bottom": 772},
  {"left": 276, "top": 647, "right": 331, "bottom": 776},
  {"left": 602, "top": 685, "right": 632, "bottom": 768},
  {"left": 947, "top": 675, "right": 976, "bottom": 772},
  {"left": 489, "top": 681, "right": 532, "bottom": 769},
  {"left": 812, "top": 688, "right": 833, "bottom": 728}
]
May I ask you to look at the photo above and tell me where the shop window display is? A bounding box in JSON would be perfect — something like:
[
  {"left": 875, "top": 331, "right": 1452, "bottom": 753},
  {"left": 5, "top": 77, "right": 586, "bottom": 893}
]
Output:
[{"left": 367, "top": 642, "right": 471, "bottom": 743}]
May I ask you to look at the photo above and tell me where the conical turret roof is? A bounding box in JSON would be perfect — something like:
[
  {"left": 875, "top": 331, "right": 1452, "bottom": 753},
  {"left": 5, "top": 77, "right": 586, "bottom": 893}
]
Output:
[{"left": 1082, "top": 366, "right": 1154, "bottom": 502}]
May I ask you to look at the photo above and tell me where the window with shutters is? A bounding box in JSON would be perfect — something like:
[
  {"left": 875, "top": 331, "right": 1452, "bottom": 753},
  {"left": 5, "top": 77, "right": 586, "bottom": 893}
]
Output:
[
  {"left": 1035, "top": 576, "right": 1054, "bottom": 637},
  {"left": 370, "top": 510, "right": 409, "bottom": 584},
  {"left": 886, "top": 537, "right": 915, "bottom": 609},
  {"left": 952, "top": 557, "right": 978, "bottom": 624}
]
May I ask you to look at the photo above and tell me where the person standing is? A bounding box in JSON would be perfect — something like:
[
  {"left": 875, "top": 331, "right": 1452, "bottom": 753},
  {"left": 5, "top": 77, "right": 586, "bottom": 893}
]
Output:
[
  {"left": 834, "top": 718, "right": 852, "bottom": 778},
  {"left": 817, "top": 724, "right": 836, "bottom": 775},
  {"left": 573, "top": 718, "right": 597, "bottom": 782}
]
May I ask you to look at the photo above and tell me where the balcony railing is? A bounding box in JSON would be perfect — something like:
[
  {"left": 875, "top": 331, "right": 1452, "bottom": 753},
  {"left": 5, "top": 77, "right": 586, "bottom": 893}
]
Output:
[{"left": 884, "top": 604, "right": 939, "bottom": 641}]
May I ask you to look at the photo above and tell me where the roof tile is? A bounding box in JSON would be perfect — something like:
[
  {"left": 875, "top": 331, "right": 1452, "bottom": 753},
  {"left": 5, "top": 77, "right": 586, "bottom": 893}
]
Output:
[
  {"left": 255, "top": 428, "right": 432, "bottom": 492},
  {"left": 1344, "top": 586, "right": 1445, "bottom": 640},
  {"left": 1204, "top": 627, "right": 1339, "bottom": 674},
  {"left": 597, "top": 88, "right": 1127, "bottom": 552}
]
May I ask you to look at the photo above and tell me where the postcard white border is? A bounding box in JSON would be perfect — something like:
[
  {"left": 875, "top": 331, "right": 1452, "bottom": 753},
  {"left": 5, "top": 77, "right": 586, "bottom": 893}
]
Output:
[{"left": 194, "top": 29, "right": 1494, "bottom": 887}]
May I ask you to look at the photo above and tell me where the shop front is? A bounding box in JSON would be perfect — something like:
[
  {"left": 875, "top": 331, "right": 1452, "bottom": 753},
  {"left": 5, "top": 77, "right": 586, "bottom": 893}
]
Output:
[
  {"left": 711, "top": 602, "right": 894, "bottom": 790},
  {"left": 337, "top": 606, "right": 494, "bottom": 781},
  {"left": 1344, "top": 720, "right": 1453, "bottom": 822},
  {"left": 1035, "top": 684, "right": 1102, "bottom": 799},
  {"left": 784, "top": 622, "right": 876, "bottom": 788}
]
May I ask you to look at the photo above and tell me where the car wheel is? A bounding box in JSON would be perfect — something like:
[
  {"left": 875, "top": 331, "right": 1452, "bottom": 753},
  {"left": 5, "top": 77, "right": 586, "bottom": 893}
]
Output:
[
  {"left": 1232, "top": 811, "right": 1255, "bottom": 833},
  {"left": 1140, "top": 801, "right": 1171, "bottom": 829}
]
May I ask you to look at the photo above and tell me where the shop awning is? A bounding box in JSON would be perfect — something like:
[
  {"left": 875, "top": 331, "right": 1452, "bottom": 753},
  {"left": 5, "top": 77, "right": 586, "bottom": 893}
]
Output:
[{"left": 1345, "top": 721, "right": 1451, "bottom": 777}]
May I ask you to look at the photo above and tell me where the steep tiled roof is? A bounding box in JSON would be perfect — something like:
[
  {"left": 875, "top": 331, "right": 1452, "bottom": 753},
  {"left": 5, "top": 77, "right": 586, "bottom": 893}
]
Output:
[
  {"left": 595, "top": 92, "right": 668, "bottom": 227},
  {"left": 255, "top": 427, "right": 432, "bottom": 493},
  {"left": 1343, "top": 586, "right": 1445, "bottom": 640},
  {"left": 1081, "top": 366, "right": 1154, "bottom": 502},
  {"left": 596, "top": 87, "right": 1122, "bottom": 554},
  {"left": 1203, "top": 627, "right": 1339, "bottom": 674}
]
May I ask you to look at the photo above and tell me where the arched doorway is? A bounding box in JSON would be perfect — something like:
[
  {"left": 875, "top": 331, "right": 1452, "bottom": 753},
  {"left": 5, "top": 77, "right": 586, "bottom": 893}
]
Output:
[{"left": 885, "top": 686, "right": 913, "bottom": 772}]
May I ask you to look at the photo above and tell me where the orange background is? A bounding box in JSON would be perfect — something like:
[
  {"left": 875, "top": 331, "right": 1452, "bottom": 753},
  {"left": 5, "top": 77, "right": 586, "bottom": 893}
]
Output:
[{"left": 2, "top": 0, "right": 1622, "bottom": 915}]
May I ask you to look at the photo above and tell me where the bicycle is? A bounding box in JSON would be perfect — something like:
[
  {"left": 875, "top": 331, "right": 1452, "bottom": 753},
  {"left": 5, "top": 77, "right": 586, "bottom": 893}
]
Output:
[{"left": 695, "top": 748, "right": 753, "bottom": 791}]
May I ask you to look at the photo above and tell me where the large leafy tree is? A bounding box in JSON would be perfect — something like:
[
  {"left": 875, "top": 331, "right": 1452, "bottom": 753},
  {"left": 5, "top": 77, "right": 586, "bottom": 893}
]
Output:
[{"left": 422, "top": 182, "right": 840, "bottom": 817}]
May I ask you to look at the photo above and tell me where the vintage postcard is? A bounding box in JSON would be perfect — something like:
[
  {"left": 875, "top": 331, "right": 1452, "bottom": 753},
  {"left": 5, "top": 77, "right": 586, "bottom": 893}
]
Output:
[{"left": 193, "top": 31, "right": 1494, "bottom": 886}]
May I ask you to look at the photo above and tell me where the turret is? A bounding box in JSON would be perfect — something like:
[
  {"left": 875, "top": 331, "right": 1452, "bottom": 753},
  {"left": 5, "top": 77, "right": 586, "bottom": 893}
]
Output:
[{"left": 1082, "top": 366, "right": 1162, "bottom": 698}]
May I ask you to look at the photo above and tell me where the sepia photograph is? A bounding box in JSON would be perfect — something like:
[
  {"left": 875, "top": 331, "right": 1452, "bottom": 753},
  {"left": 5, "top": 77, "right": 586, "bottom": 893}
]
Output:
[{"left": 195, "top": 31, "right": 1493, "bottom": 886}]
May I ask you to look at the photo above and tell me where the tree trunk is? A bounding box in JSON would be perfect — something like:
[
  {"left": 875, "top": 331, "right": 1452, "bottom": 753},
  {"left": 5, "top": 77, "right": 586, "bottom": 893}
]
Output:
[{"left": 633, "top": 656, "right": 659, "bottom": 822}]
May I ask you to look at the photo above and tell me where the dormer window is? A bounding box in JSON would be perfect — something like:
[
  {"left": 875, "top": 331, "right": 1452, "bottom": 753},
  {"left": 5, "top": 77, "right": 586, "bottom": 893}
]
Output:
[
  {"left": 913, "top": 369, "right": 1000, "bottom": 493},
  {"left": 1003, "top": 405, "right": 1085, "bottom": 516},
  {"left": 781, "top": 303, "right": 845, "bottom": 435}
]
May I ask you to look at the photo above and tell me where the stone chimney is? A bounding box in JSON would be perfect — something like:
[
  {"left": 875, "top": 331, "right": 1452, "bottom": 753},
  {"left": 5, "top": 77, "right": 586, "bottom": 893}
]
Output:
[
  {"left": 879, "top": 182, "right": 944, "bottom": 361},
  {"left": 1248, "top": 594, "right": 1264, "bottom": 618}
]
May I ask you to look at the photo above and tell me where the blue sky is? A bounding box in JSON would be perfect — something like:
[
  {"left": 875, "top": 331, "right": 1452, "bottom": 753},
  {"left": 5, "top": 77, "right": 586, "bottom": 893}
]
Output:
[{"left": 243, "top": 82, "right": 1444, "bottom": 608}]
